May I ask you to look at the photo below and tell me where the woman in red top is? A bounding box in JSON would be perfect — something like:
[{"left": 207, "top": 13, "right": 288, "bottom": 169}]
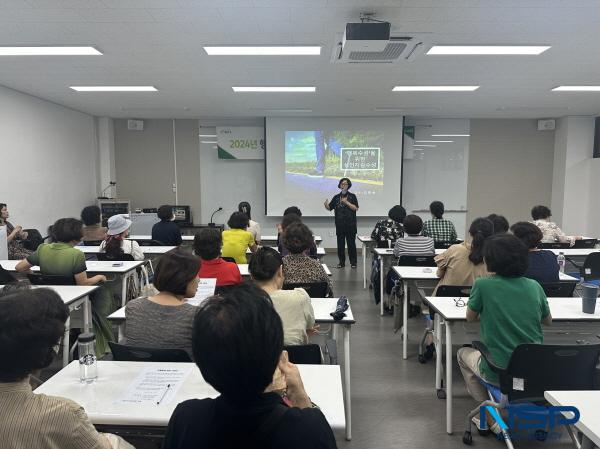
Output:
[{"left": 194, "top": 228, "right": 242, "bottom": 286}]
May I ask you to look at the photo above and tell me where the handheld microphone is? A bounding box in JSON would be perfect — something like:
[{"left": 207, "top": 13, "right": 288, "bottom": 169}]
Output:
[
  {"left": 330, "top": 296, "right": 349, "bottom": 321},
  {"left": 209, "top": 207, "right": 223, "bottom": 227},
  {"left": 97, "top": 181, "right": 117, "bottom": 199}
]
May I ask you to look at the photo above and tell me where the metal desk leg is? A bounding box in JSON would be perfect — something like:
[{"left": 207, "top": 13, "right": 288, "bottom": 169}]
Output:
[
  {"left": 343, "top": 325, "right": 352, "bottom": 440},
  {"left": 446, "top": 321, "right": 454, "bottom": 434},
  {"left": 83, "top": 295, "right": 91, "bottom": 333},
  {"left": 434, "top": 314, "right": 446, "bottom": 399},
  {"left": 63, "top": 316, "right": 70, "bottom": 367},
  {"left": 402, "top": 283, "right": 408, "bottom": 359},
  {"left": 581, "top": 435, "right": 593, "bottom": 449},
  {"left": 121, "top": 274, "right": 127, "bottom": 307},
  {"left": 380, "top": 255, "right": 384, "bottom": 316},
  {"left": 362, "top": 242, "right": 367, "bottom": 289}
]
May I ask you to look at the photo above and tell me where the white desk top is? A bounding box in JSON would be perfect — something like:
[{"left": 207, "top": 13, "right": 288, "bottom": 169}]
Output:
[
  {"left": 357, "top": 236, "right": 372, "bottom": 243},
  {"left": 545, "top": 390, "right": 600, "bottom": 448},
  {"left": 0, "top": 284, "right": 98, "bottom": 306},
  {"left": 108, "top": 296, "right": 355, "bottom": 324},
  {"left": 392, "top": 266, "right": 578, "bottom": 283},
  {"left": 425, "top": 296, "right": 600, "bottom": 322},
  {"left": 261, "top": 235, "right": 323, "bottom": 243},
  {"left": 34, "top": 361, "right": 346, "bottom": 430},
  {"left": 79, "top": 246, "right": 176, "bottom": 254},
  {"left": 128, "top": 235, "right": 194, "bottom": 241},
  {"left": 236, "top": 263, "right": 331, "bottom": 277},
  {"left": 1, "top": 259, "right": 144, "bottom": 274}
]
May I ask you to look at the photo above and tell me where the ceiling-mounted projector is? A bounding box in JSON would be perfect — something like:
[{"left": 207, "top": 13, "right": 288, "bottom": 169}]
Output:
[{"left": 342, "top": 22, "right": 391, "bottom": 53}]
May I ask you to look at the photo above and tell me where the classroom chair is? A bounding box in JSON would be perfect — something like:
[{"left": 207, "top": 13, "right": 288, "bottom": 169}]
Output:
[
  {"left": 462, "top": 341, "right": 600, "bottom": 448},
  {"left": 221, "top": 256, "right": 237, "bottom": 263},
  {"left": 97, "top": 252, "right": 135, "bottom": 262},
  {"left": 284, "top": 344, "right": 322, "bottom": 364},
  {"left": 573, "top": 238, "right": 598, "bottom": 249},
  {"left": 434, "top": 240, "right": 461, "bottom": 250},
  {"left": 538, "top": 242, "right": 571, "bottom": 249},
  {"left": 108, "top": 342, "right": 191, "bottom": 362},
  {"left": 282, "top": 281, "right": 329, "bottom": 298},
  {"left": 0, "top": 265, "right": 18, "bottom": 284},
  {"left": 567, "top": 252, "right": 600, "bottom": 287},
  {"left": 541, "top": 282, "right": 576, "bottom": 297},
  {"left": 138, "top": 240, "right": 165, "bottom": 247},
  {"left": 82, "top": 240, "right": 103, "bottom": 246},
  {"left": 27, "top": 273, "right": 75, "bottom": 285}
]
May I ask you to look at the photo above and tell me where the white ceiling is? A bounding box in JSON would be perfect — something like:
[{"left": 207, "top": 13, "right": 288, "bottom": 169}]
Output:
[{"left": 1, "top": 0, "right": 600, "bottom": 119}]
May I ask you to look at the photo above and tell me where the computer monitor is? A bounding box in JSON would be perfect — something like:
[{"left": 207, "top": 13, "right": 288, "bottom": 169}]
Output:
[{"left": 172, "top": 205, "right": 192, "bottom": 226}]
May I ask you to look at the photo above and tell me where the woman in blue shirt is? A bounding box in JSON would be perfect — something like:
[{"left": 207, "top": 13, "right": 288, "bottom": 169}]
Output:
[{"left": 510, "top": 221, "right": 559, "bottom": 283}]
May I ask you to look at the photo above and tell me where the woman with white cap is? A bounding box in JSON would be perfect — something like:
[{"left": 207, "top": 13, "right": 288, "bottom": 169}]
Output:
[{"left": 100, "top": 215, "right": 144, "bottom": 261}]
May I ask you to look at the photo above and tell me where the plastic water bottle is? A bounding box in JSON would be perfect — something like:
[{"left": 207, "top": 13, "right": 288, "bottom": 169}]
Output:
[
  {"left": 557, "top": 252, "right": 566, "bottom": 273},
  {"left": 78, "top": 332, "right": 97, "bottom": 383}
]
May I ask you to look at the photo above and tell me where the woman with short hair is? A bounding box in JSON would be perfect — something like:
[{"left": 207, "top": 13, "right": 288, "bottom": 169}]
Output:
[
  {"left": 194, "top": 228, "right": 241, "bottom": 287},
  {"left": 530, "top": 205, "right": 581, "bottom": 245},
  {"left": 80, "top": 205, "right": 107, "bottom": 242},
  {"left": 511, "top": 221, "right": 559, "bottom": 283},
  {"left": 324, "top": 177, "right": 359, "bottom": 268},
  {"left": 125, "top": 247, "right": 200, "bottom": 358},
  {"left": 151, "top": 205, "right": 183, "bottom": 246},
  {"left": 221, "top": 212, "right": 257, "bottom": 264},
  {"left": 371, "top": 205, "right": 406, "bottom": 248}
]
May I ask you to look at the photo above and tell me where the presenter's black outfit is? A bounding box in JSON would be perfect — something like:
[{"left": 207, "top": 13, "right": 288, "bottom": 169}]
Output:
[{"left": 328, "top": 192, "right": 359, "bottom": 267}]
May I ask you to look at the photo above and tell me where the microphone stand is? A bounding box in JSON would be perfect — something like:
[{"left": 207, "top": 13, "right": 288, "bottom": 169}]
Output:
[
  {"left": 97, "top": 182, "right": 116, "bottom": 199},
  {"left": 209, "top": 207, "right": 223, "bottom": 227}
]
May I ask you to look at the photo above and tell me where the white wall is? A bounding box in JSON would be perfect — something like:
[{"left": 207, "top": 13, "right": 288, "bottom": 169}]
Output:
[
  {"left": 0, "top": 85, "right": 97, "bottom": 233},
  {"left": 588, "top": 159, "right": 600, "bottom": 238}
]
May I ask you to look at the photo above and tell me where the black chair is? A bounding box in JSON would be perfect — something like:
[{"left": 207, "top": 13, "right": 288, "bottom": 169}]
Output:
[
  {"left": 27, "top": 273, "right": 75, "bottom": 285},
  {"left": 397, "top": 255, "right": 436, "bottom": 267},
  {"left": 82, "top": 240, "right": 103, "bottom": 246},
  {"left": 541, "top": 282, "right": 576, "bottom": 297},
  {"left": 108, "top": 342, "right": 191, "bottom": 362},
  {"left": 221, "top": 257, "right": 237, "bottom": 263},
  {"left": 0, "top": 265, "right": 18, "bottom": 284},
  {"left": 21, "top": 228, "right": 44, "bottom": 251},
  {"left": 436, "top": 285, "right": 472, "bottom": 297},
  {"left": 462, "top": 341, "right": 600, "bottom": 447},
  {"left": 282, "top": 281, "right": 328, "bottom": 298},
  {"left": 538, "top": 242, "right": 570, "bottom": 249},
  {"left": 138, "top": 239, "right": 165, "bottom": 247},
  {"left": 569, "top": 252, "right": 600, "bottom": 287},
  {"left": 573, "top": 238, "right": 598, "bottom": 249},
  {"left": 97, "top": 252, "right": 135, "bottom": 262},
  {"left": 284, "top": 344, "right": 322, "bottom": 364}
]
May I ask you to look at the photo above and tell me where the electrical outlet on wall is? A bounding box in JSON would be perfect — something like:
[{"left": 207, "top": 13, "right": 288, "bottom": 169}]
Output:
[{"left": 328, "top": 230, "right": 335, "bottom": 237}]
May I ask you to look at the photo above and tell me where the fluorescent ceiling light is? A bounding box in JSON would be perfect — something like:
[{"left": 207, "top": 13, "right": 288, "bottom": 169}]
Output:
[
  {"left": 552, "top": 86, "right": 600, "bottom": 92},
  {"left": 427, "top": 46, "right": 550, "bottom": 55},
  {"left": 413, "top": 144, "right": 437, "bottom": 147},
  {"left": 0, "top": 46, "right": 102, "bottom": 56},
  {"left": 201, "top": 141, "right": 218, "bottom": 144},
  {"left": 233, "top": 86, "right": 316, "bottom": 92},
  {"left": 432, "top": 134, "right": 470, "bottom": 137},
  {"left": 198, "top": 134, "right": 217, "bottom": 137},
  {"left": 70, "top": 86, "right": 157, "bottom": 92},
  {"left": 393, "top": 86, "right": 479, "bottom": 92},
  {"left": 251, "top": 108, "right": 313, "bottom": 113},
  {"left": 415, "top": 140, "right": 453, "bottom": 143},
  {"left": 204, "top": 46, "right": 320, "bottom": 56}
]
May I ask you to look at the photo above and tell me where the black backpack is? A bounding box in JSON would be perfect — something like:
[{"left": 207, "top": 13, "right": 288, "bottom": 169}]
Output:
[{"left": 21, "top": 229, "right": 44, "bottom": 252}]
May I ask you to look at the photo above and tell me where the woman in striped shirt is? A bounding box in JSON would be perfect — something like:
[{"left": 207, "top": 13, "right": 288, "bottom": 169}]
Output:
[{"left": 393, "top": 215, "right": 435, "bottom": 258}]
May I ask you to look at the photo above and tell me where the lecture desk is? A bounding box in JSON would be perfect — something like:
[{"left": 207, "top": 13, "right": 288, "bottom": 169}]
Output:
[
  {"left": 0, "top": 284, "right": 97, "bottom": 367},
  {"left": 423, "top": 296, "right": 600, "bottom": 435},
  {"left": 357, "top": 235, "right": 375, "bottom": 289},
  {"left": 0, "top": 259, "right": 145, "bottom": 307},
  {"left": 35, "top": 362, "right": 346, "bottom": 437},
  {"left": 545, "top": 390, "right": 600, "bottom": 449},
  {"left": 391, "top": 266, "right": 578, "bottom": 360},
  {"left": 107, "top": 297, "right": 355, "bottom": 440}
]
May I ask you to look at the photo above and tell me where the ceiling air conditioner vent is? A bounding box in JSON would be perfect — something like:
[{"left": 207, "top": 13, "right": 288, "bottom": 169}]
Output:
[{"left": 348, "top": 42, "right": 408, "bottom": 62}]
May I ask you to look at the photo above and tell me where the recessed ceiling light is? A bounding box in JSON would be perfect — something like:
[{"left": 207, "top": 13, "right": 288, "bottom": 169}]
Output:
[
  {"left": 413, "top": 144, "right": 437, "bottom": 147},
  {"left": 0, "top": 46, "right": 102, "bottom": 56},
  {"left": 432, "top": 134, "right": 470, "bottom": 137},
  {"left": 427, "top": 46, "right": 550, "bottom": 55},
  {"left": 204, "top": 46, "right": 321, "bottom": 56},
  {"left": 393, "top": 86, "right": 479, "bottom": 92},
  {"left": 552, "top": 86, "right": 600, "bottom": 92},
  {"left": 233, "top": 87, "right": 316, "bottom": 92},
  {"left": 70, "top": 86, "right": 157, "bottom": 92},
  {"left": 199, "top": 134, "right": 217, "bottom": 137},
  {"left": 415, "top": 140, "right": 453, "bottom": 143},
  {"left": 201, "top": 141, "right": 218, "bottom": 144}
]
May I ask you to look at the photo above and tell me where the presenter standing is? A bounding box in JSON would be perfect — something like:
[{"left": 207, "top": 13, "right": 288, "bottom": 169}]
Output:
[{"left": 324, "top": 178, "right": 359, "bottom": 268}]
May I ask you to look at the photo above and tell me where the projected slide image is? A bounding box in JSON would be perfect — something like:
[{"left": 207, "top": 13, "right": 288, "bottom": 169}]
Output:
[{"left": 285, "top": 130, "right": 384, "bottom": 198}]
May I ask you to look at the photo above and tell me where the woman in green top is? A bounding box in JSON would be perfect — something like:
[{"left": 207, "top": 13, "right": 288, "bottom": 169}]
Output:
[
  {"left": 457, "top": 234, "right": 552, "bottom": 404},
  {"left": 15, "top": 218, "right": 115, "bottom": 354}
]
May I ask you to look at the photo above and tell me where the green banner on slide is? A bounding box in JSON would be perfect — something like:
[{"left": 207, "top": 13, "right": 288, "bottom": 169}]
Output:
[{"left": 217, "top": 126, "right": 265, "bottom": 160}]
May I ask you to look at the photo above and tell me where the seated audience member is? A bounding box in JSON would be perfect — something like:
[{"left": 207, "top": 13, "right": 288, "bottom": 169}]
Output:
[
  {"left": 276, "top": 206, "right": 303, "bottom": 234},
  {"left": 393, "top": 214, "right": 435, "bottom": 258},
  {"left": 238, "top": 201, "right": 261, "bottom": 245},
  {"left": 125, "top": 248, "right": 200, "bottom": 358},
  {"left": 486, "top": 213, "right": 509, "bottom": 234},
  {"left": 422, "top": 201, "right": 458, "bottom": 243},
  {"left": 194, "top": 228, "right": 241, "bottom": 287},
  {"left": 151, "top": 205, "right": 183, "bottom": 246},
  {"left": 0, "top": 202, "right": 31, "bottom": 260},
  {"left": 15, "top": 218, "right": 114, "bottom": 354},
  {"left": 511, "top": 221, "right": 559, "bottom": 284},
  {"left": 221, "top": 212, "right": 257, "bottom": 264},
  {"left": 434, "top": 217, "right": 493, "bottom": 294},
  {"left": 80, "top": 205, "right": 107, "bottom": 242},
  {"left": 162, "top": 284, "right": 337, "bottom": 449},
  {"left": 282, "top": 222, "right": 333, "bottom": 297},
  {"left": 457, "top": 234, "right": 551, "bottom": 410},
  {"left": 0, "top": 288, "right": 132, "bottom": 449},
  {"left": 250, "top": 247, "right": 316, "bottom": 346},
  {"left": 99, "top": 215, "right": 144, "bottom": 261},
  {"left": 278, "top": 213, "right": 317, "bottom": 257},
  {"left": 371, "top": 205, "right": 406, "bottom": 248},
  {"left": 530, "top": 205, "right": 581, "bottom": 245}
]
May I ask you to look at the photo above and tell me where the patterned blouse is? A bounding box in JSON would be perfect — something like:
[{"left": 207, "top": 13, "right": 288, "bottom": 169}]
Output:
[
  {"left": 282, "top": 253, "right": 333, "bottom": 297},
  {"left": 531, "top": 219, "right": 575, "bottom": 245},
  {"left": 371, "top": 219, "right": 404, "bottom": 248}
]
